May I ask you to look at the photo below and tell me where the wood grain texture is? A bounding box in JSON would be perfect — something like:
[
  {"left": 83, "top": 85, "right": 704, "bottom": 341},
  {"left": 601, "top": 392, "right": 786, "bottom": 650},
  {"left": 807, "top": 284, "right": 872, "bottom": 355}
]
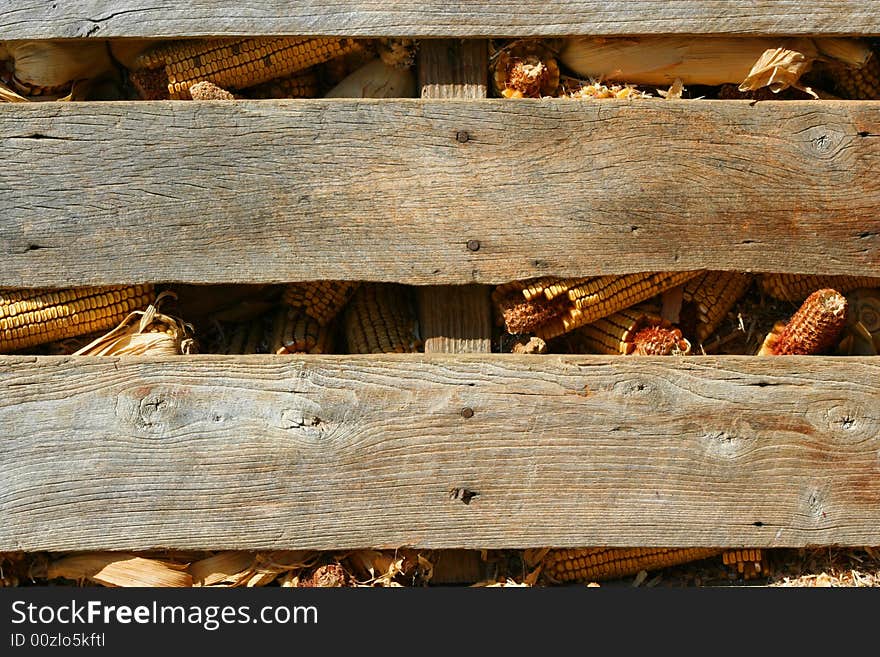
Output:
[
  {"left": 417, "top": 40, "right": 493, "bottom": 354},
  {"left": 4, "top": 1, "right": 880, "bottom": 38},
  {"left": 1, "top": 99, "right": 879, "bottom": 287},
  {"left": 418, "top": 286, "right": 493, "bottom": 353},
  {"left": 1, "top": 354, "right": 878, "bottom": 551},
  {"left": 419, "top": 39, "right": 489, "bottom": 100}
]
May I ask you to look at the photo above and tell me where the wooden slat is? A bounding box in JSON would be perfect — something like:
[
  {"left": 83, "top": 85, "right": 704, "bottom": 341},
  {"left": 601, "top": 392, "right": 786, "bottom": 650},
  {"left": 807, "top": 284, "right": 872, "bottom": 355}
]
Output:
[
  {"left": 1, "top": 354, "right": 878, "bottom": 552},
  {"left": 1, "top": 100, "right": 878, "bottom": 286},
  {"left": 418, "top": 39, "right": 493, "bottom": 354},
  {"left": 4, "top": 1, "right": 880, "bottom": 39}
]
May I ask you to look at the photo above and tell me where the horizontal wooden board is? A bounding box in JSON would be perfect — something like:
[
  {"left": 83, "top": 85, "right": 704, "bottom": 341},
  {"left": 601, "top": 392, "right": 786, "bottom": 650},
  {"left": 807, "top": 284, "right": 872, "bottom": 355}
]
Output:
[
  {"left": 4, "top": 1, "right": 880, "bottom": 38},
  {"left": 1, "top": 99, "right": 879, "bottom": 287},
  {"left": 1, "top": 354, "right": 878, "bottom": 551}
]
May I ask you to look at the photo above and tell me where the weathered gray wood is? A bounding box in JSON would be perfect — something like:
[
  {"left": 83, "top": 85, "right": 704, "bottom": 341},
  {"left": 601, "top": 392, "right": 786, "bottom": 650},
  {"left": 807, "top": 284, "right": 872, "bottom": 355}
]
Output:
[
  {"left": 418, "top": 285, "right": 493, "bottom": 353},
  {"left": 1, "top": 354, "right": 878, "bottom": 551},
  {"left": 3, "top": 2, "right": 880, "bottom": 39},
  {"left": 417, "top": 40, "right": 493, "bottom": 354},
  {"left": 1, "top": 100, "right": 879, "bottom": 286},
  {"left": 419, "top": 39, "right": 489, "bottom": 100}
]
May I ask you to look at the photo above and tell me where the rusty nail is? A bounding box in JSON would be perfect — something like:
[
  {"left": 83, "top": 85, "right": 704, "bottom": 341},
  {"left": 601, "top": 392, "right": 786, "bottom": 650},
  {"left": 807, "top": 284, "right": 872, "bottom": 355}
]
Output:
[
  {"left": 460, "top": 407, "right": 474, "bottom": 419},
  {"left": 466, "top": 240, "right": 481, "bottom": 252},
  {"left": 456, "top": 130, "right": 470, "bottom": 143}
]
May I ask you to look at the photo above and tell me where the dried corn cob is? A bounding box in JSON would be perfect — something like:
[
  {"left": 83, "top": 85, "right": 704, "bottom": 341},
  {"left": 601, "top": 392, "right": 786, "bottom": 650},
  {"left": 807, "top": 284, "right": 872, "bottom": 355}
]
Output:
[
  {"left": 759, "top": 273, "right": 880, "bottom": 303},
  {"left": 493, "top": 288, "right": 567, "bottom": 335},
  {"left": 244, "top": 70, "right": 318, "bottom": 99},
  {"left": 722, "top": 549, "right": 767, "bottom": 580},
  {"left": 832, "top": 51, "right": 880, "bottom": 99},
  {"left": 220, "top": 317, "right": 268, "bottom": 355},
  {"left": 682, "top": 271, "right": 753, "bottom": 342},
  {"left": 492, "top": 41, "right": 560, "bottom": 98},
  {"left": 188, "top": 80, "right": 235, "bottom": 100},
  {"left": 0, "top": 285, "right": 153, "bottom": 353},
  {"left": 283, "top": 281, "right": 360, "bottom": 326},
  {"left": 837, "top": 288, "right": 880, "bottom": 356},
  {"left": 134, "top": 37, "right": 362, "bottom": 99},
  {"left": 539, "top": 272, "right": 699, "bottom": 339},
  {"left": 543, "top": 548, "right": 722, "bottom": 583},
  {"left": 574, "top": 306, "right": 691, "bottom": 355},
  {"left": 345, "top": 284, "right": 421, "bottom": 354},
  {"left": 129, "top": 66, "right": 171, "bottom": 100},
  {"left": 758, "top": 288, "right": 848, "bottom": 355},
  {"left": 270, "top": 307, "right": 332, "bottom": 355},
  {"left": 496, "top": 272, "right": 698, "bottom": 338}
]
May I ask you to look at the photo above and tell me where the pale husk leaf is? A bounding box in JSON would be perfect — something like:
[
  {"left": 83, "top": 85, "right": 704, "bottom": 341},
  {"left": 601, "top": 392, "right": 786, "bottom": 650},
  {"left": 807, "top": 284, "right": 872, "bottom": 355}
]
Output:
[
  {"left": 561, "top": 36, "right": 868, "bottom": 91},
  {"left": 109, "top": 39, "right": 161, "bottom": 69},
  {"left": 6, "top": 40, "right": 113, "bottom": 88},
  {"left": 48, "top": 553, "right": 193, "bottom": 587},
  {"left": 74, "top": 291, "right": 194, "bottom": 356},
  {"left": 188, "top": 552, "right": 257, "bottom": 587},
  {"left": 0, "top": 80, "right": 29, "bottom": 103},
  {"left": 324, "top": 59, "right": 416, "bottom": 98}
]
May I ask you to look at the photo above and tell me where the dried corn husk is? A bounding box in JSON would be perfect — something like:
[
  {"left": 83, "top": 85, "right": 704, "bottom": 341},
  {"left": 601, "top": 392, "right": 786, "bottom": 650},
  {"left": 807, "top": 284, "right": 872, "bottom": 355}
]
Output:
[
  {"left": 73, "top": 291, "right": 194, "bottom": 356},
  {"left": 324, "top": 58, "right": 416, "bottom": 98},
  {"left": 109, "top": 39, "right": 160, "bottom": 69},
  {"left": 188, "top": 551, "right": 318, "bottom": 587},
  {"left": 4, "top": 40, "right": 113, "bottom": 94},
  {"left": 560, "top": 36, "right": 871, "bottom": 93},
  {"left": 0, "top": 80, "right": 28, "bottom": 102},
  {"left": 377, "top": 38, "right": 417, "bottom": 69},
  {"left": 48, "top": 553, "right": 193, "bottom": 587}
]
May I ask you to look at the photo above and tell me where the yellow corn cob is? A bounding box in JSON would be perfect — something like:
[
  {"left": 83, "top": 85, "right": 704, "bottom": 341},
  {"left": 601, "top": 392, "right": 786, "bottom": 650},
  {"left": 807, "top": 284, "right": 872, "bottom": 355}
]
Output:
[
  {"left": 221, "top": 317, "right": 267, "bottom": 355},
  {"left": 282, "top": 281, "right": 360, "bottom": 326},
  {"left": 758, "top": 288, "right": 848, "bottom": 356},
  {"left": 543, "top": 548, "right": 722, "bottom": 583},
  {"left": 134, "top": 37, "right": 362, "bottom": 99},
  {"left": 575, "top": 306, "right": 691, "bottom": 355},
  {"left": 244, "top": 70, "right": 318, "bottom": 99},
  {"left": 682, "top": 271, "right": 753, "bottom": 342},
  {"left": 270, "top": 307, "right": 332, "bottom": 355},
  {"left": 0, "top": 285, "right": 154, "bottom": 353},
  {"left": 496, "top": 272, "right": 698, "bottom": 338},
  {"left": 492, "top": 41, "right": 560, "bottom": 98},
  {"left": 833, "top": 52, "right": 880, "bottom": 99},
  {"left": 722, "top": 549, "right": 767, "bottom": 580},
  {"left": 345, "top": 284, "right": 421, "bottom": 354},
  {"left": 539, "top": 272, "right": 699, "bottom": 339},
  {"left": 759, "top": 273, "right": 880, "bottom": 303}
]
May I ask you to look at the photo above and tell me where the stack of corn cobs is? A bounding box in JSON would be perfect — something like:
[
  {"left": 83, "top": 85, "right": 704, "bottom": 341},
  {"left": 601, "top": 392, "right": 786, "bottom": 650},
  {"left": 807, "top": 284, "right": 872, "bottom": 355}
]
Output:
[
  {"left": 2, "top": 36, "right": 879, "bottom": 585},
  {"left": 1, "top": 35, "right": 879, "bottom": 101},
  {"left": 2, "top": 273, "right": 878, "bottom": 359}
]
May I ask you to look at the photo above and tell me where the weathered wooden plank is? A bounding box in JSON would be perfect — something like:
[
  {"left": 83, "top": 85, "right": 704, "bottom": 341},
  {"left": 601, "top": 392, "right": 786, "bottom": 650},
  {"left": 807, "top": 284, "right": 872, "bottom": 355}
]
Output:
[
  {"left": 1, "top": 354, "right": 878, "bottom": 551},
  {"left": 3, "top": 1, "right": 880, "bottom": 39},
  {"left": 418, "top": 39, "right": 489, "bottom": 101},
  {"left": 418, "top": 40, "right": 493, "bottom": 354},
  {"left": 418, "top": 285, "right": 493, "bottom": 353},
  {"left": 1, "top": 100, "right": 878, "bottom": 286}
]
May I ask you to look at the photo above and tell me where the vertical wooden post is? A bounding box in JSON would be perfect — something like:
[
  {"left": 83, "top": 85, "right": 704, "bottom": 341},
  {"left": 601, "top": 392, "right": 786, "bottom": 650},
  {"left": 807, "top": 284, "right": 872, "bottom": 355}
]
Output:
[{"left": 417, "top": 39, "right": 493, "bottom": 354}]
